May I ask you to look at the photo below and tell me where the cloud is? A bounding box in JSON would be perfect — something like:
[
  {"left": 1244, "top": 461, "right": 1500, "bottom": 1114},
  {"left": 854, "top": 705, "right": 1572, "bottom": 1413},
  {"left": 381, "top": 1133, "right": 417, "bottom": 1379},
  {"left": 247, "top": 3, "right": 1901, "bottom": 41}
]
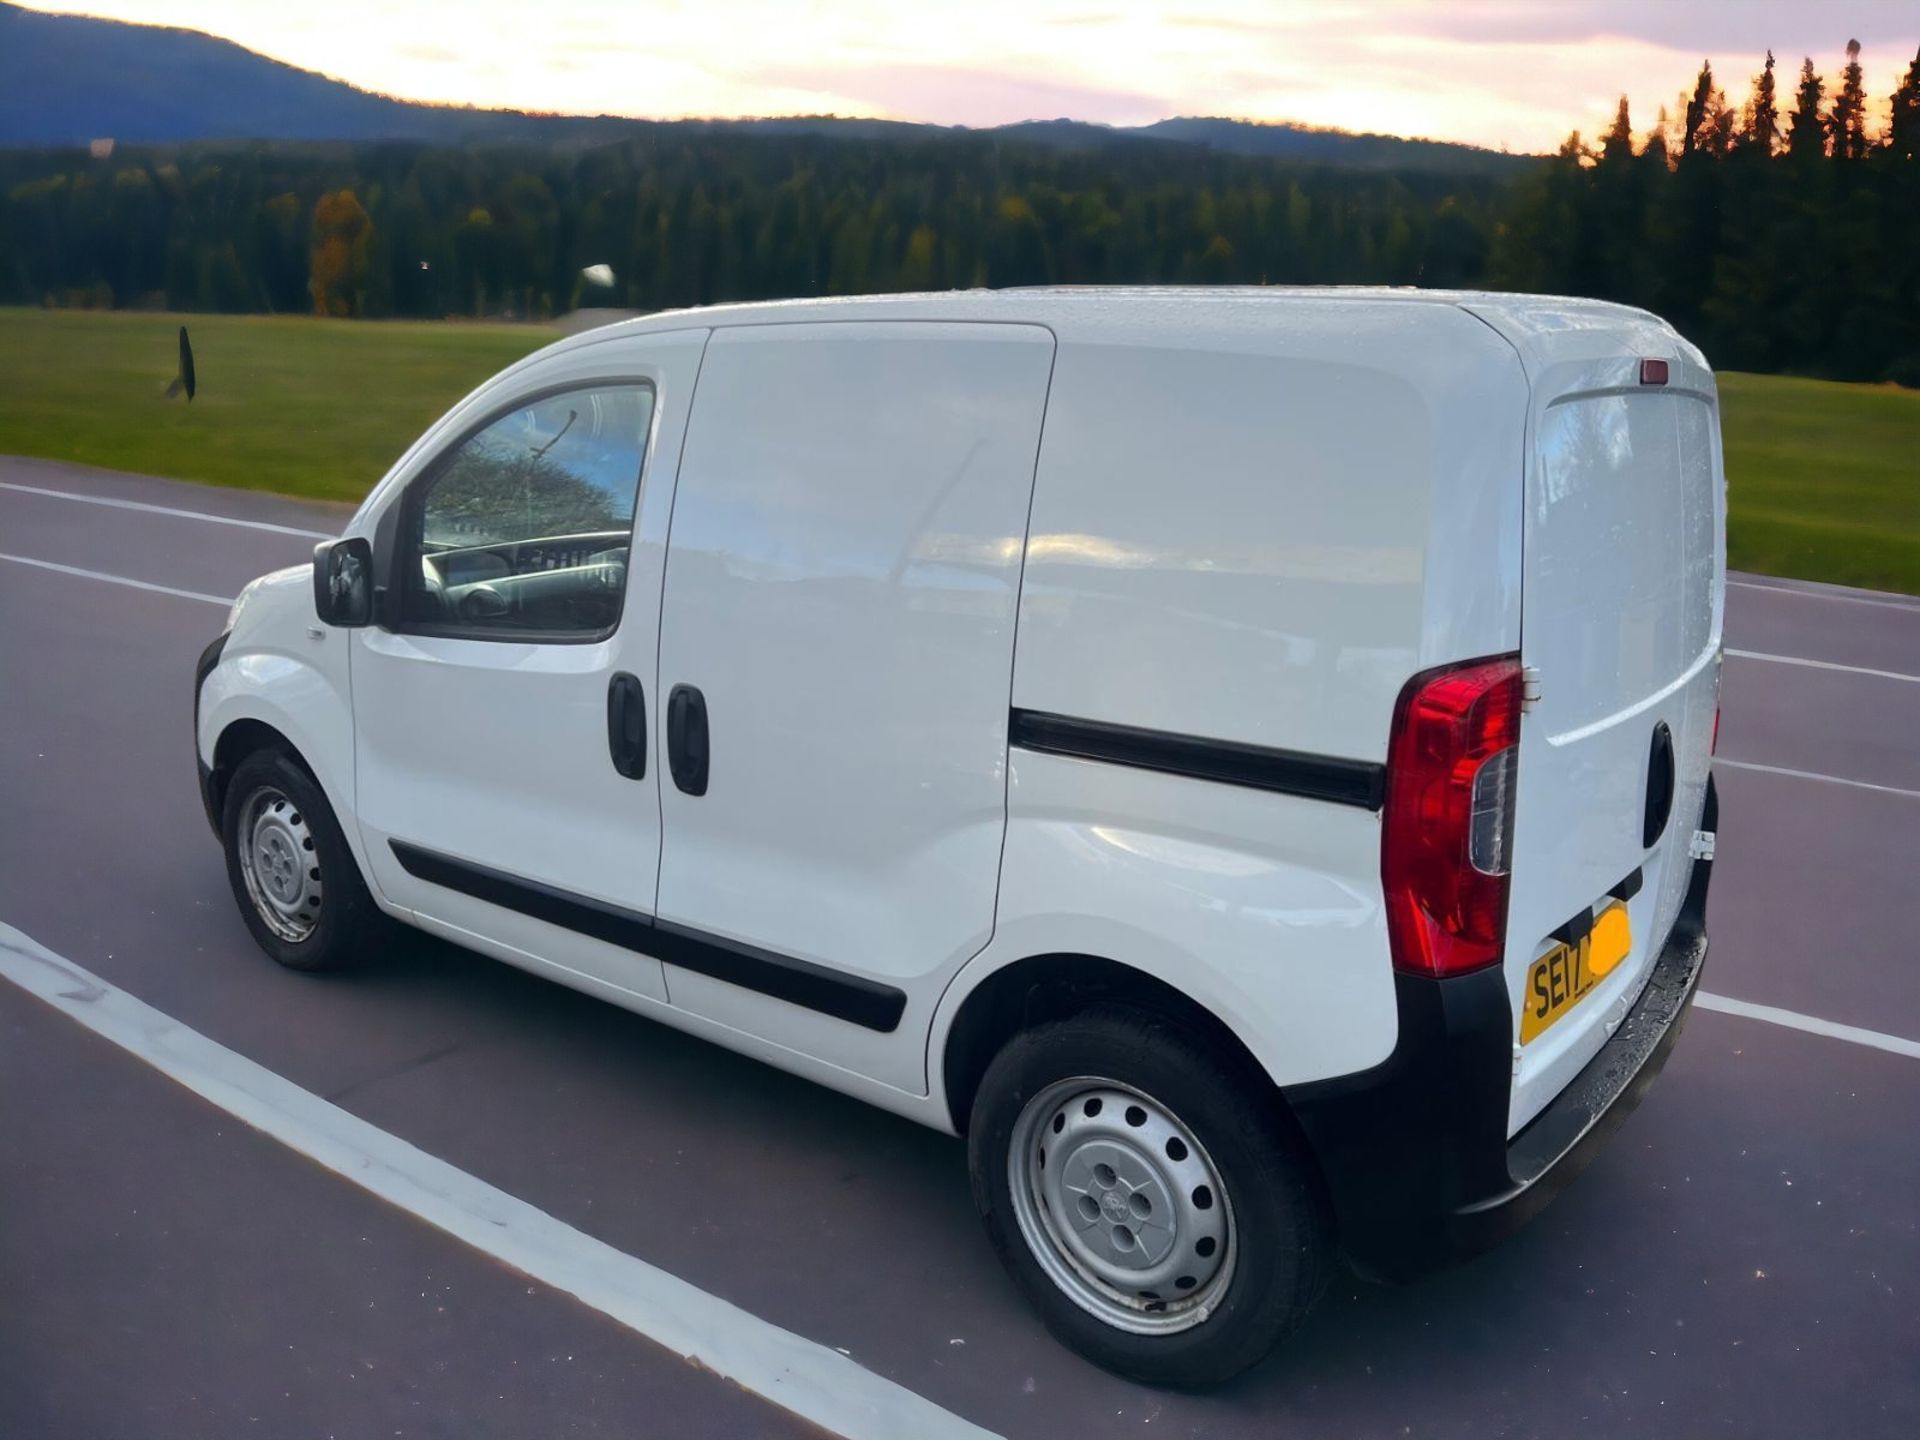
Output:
[
  {"left": 396, "top": 42, "right": 460, "bottom": 64},
  {"left": 745, "top": 61, "right": 1167, "bottom": 127},
  {"left": 1163, "top": 12, "right": 1314, "bottom": 40},
  {"left": 1387, "top": 0, "right": 1919, "bottom": 56},
  {"left": 43, "top": 0, "right": 1920, "bottom": 153}
]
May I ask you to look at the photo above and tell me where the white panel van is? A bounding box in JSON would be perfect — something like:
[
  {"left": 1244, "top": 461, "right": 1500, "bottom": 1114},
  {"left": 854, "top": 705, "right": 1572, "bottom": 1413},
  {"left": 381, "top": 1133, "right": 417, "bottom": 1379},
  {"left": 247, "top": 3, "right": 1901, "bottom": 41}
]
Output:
[{"left": 195, "top": 288, "right": 1722, "bottom": 1385}]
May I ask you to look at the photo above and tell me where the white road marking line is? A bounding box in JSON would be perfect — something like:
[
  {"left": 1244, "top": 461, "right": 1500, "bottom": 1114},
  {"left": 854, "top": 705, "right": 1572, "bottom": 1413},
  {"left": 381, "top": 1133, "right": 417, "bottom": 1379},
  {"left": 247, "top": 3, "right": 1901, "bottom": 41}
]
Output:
[
  {"left": 0, "top": 553, "right": 233, "bottom": 608},
  {"left": 1727, "top": 578, "right": 1920, "bottom": 614},
  {"left": 0, "top": 481, "right": 337, "bottom": 540},
  {"left": 1695, "top": 991, "right": 1920, "bottom": 1061},
  {"left": 1726, "top": 648, "right": 1920, "bottom": 685},
  {"left": 1713, "top": 757, "right": 1920, "bottom": 800},
  {"left": 0, "top": 923, "right": 999, "bottom": 1440}
]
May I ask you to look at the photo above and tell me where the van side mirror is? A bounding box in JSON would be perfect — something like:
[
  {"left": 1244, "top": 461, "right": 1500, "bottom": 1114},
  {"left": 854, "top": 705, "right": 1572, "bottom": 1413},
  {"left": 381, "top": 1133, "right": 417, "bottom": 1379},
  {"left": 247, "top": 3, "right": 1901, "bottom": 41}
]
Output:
[{"left": 313, "top": 537, "right": 374, "bottom": 628}]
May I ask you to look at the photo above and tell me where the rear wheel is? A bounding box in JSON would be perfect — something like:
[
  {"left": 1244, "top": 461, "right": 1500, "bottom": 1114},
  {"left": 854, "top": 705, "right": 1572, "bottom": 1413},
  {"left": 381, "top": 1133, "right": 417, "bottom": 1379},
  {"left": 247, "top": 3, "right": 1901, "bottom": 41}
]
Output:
[
  {"left": 222, "top": 747, "right": 386, "bottom": 972},
  {"left": 968, "top": 1006, "right": 1331, "bottom": 1387}
]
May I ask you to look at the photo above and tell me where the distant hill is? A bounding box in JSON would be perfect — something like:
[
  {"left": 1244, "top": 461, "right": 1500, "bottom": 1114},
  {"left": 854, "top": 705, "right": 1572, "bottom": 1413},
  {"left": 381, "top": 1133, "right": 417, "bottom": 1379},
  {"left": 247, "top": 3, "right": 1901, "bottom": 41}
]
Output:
[
  {"left": 1131, "top": 117, "right": 1529, "bottom": 174},
  {"left": 0, "top": 2, "right": 613, "bottom": 147},
  {"left": 0, "top": 2, "right": 1534, "bottom": 173}
]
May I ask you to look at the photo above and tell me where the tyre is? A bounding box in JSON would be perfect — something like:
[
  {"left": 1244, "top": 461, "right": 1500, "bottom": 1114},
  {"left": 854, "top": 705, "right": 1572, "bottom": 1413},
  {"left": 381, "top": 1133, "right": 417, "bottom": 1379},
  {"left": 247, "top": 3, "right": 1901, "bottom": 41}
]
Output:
[
  {"left": 221, "top": 746, "right": 387, "bottom": 972},
  {"left": 968, "top": 1005, "right": 1332, "bottom": 1387}
]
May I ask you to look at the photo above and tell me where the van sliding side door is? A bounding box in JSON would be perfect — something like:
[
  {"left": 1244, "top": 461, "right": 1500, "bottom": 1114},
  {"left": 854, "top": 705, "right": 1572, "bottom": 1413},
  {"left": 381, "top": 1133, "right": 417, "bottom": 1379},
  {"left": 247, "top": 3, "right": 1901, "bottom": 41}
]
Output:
[{"left": 650, "top": 321, "right": 1056, "bottom": 1090}]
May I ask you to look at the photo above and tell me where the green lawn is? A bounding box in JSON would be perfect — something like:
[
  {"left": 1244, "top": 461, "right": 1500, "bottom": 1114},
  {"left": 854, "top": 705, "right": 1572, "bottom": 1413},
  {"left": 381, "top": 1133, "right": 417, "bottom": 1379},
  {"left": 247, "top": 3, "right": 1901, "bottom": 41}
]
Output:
[
  {"left": 1717, "top": 372, "right": 1920, "bottom": 595},
  {"left": 0, "top": 308, "right": 553, "bottom": 503},
  {"left": 1, "top": 308, "right": 1915, "bottom": 593}
]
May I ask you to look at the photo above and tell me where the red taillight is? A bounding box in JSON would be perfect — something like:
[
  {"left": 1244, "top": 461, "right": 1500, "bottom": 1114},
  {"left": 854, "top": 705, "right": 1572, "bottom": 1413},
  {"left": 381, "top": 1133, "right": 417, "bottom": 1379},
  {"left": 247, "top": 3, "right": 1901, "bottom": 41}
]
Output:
[
  {"left": 1382, "top": 655, "right": 1523, "bottom": 978},
  {"left": 1711, "top": 705, "right": 1721, "bottom": 755},
  {"left": 1640, "top": 357, "right": 1669, "bottom": 386}
]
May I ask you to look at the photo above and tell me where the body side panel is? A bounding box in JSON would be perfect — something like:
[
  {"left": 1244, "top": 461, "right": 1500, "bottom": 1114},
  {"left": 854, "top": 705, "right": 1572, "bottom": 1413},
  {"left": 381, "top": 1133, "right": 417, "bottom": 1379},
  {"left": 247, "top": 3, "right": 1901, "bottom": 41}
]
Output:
[{"left": 936, "top": 302, "right": 1529, "bottom": 1093}]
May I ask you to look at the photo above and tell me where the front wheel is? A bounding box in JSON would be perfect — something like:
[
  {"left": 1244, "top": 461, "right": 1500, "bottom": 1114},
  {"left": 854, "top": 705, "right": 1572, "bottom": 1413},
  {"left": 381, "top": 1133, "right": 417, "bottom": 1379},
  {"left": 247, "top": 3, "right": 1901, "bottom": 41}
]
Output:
[
  {"left": 968, "top": 1006, "right": 1332, "bottom": 1387},
  {"left": 222, "top": 747, "right": 386, "bottom": 972}
]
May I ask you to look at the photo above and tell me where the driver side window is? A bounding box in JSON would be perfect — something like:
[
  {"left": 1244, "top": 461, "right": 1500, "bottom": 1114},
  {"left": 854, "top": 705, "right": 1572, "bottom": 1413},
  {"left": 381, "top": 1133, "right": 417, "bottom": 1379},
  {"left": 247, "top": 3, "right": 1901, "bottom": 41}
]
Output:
[{"left": 401, "top": 384, "right": 654, "bottom": 639}]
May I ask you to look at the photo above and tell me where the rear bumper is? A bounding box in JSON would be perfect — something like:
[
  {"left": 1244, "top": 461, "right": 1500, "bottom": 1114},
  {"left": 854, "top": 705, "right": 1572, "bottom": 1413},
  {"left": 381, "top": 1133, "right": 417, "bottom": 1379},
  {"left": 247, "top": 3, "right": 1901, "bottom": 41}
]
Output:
[{"left": 1285, "top": 779, "right": 1715, "bottom": 1281}]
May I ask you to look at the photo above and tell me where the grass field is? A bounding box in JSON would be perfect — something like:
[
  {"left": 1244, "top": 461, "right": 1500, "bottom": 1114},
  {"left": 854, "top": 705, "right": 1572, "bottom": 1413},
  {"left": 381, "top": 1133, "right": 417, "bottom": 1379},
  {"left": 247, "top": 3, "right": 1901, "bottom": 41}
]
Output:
[
  {"left": 1, "top": 308, "right": 1915, "bottom": 592},
  {"left": 0, "top": 308, "right": 552, "bottom": 504},
  {"left": 1715, "top": 372, "right": 1920, "bottom": 595}
]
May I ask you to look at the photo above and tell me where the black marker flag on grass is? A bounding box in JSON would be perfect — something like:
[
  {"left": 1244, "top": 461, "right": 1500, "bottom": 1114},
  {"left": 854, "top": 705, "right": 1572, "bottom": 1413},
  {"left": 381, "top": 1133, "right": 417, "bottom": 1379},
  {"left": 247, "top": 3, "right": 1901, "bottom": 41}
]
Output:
[{"left": 166, "top": 325, "right": 196, "bottom": 401}]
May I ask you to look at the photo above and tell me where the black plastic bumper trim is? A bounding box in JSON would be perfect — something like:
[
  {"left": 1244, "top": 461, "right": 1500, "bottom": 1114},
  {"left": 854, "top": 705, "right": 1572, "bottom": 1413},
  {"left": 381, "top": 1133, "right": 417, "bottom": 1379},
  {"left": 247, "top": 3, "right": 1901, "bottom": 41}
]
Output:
[
  {"left": 1009, "top": 708, "right": 1385, "bottom": 811},
  {"left": 193, "top": 630, "right": 230, "bottom": 838},
  {"left": 387, "top": 840, "right": 907, "bottom": 1033},
  {"left": 1286, "top": 776, "right": 1716, "bottom": 1280}
]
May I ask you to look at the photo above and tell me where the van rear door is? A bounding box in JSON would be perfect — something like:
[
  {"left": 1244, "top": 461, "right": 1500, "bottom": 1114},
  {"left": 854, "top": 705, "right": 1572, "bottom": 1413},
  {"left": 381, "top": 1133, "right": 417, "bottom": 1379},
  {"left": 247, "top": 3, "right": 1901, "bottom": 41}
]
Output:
[{"left": 1465, "top": 305, "right": 1724, "bottom": 1135}]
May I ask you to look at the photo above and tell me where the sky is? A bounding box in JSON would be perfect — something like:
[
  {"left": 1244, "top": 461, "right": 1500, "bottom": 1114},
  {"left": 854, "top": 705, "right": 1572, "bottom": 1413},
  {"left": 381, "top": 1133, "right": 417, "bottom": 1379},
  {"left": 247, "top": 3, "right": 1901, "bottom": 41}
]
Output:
[{"left": 34, "top": 0, "right": 1920, "bottom": 153}]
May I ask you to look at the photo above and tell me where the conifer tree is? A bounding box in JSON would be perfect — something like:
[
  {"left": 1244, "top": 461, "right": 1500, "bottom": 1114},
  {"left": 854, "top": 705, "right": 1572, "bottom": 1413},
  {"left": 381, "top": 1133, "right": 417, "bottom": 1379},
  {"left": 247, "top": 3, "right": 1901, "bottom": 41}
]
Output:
[
  {"left": 1829, "top": 39, "right": 1869, "bottom": 159},
  {"left": 1601, "top": 96, "right": 1635, "bottom": 163},
  {"left": 1682, "top": 60, "right": 1715, "bottom": 156},
  {"left": 1742, "top": 51, "right": 1780, "bottom": 154},
  {"left": 1642, "top": 108, "right": 1672, "bottom": 170},
  {"left": 1788, "top": 57, "right": 1827, "bottom": 159},
  {"left": 1702, "top": 87, "right": 1736, "bottom": 156},
  {"left": 1887, "top": 45, "right": 1920, "bottom": 161}
]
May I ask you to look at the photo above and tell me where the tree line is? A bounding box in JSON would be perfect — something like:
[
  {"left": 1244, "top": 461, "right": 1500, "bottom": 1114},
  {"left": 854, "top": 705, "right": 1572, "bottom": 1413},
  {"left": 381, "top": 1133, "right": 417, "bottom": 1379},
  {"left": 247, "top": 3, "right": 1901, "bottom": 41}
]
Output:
[
  {"left": 2, "top": 40, "right": 1916, "bottom": 384},
  {"left": 1496, "top": 43, "right": 1920, "bottom": 383}
]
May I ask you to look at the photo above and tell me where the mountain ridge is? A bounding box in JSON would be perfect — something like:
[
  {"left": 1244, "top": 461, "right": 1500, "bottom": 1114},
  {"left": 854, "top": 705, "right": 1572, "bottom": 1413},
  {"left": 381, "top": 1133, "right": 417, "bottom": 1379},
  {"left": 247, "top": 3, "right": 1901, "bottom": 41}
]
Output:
[{"left": 0, "top": 3, "right": 1535, "bottom": 173}]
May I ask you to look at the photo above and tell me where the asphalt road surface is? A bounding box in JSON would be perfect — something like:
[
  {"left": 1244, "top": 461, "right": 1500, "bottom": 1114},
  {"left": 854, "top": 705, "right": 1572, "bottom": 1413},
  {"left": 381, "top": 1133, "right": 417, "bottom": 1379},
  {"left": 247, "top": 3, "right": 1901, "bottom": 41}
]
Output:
[{"left": 3, "top": 456, "right": 1917, "bottom": 1440}]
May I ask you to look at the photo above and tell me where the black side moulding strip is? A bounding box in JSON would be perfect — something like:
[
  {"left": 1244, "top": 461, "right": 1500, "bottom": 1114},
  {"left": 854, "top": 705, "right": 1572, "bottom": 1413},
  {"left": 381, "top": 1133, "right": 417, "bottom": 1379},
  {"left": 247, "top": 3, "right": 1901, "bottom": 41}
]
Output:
[
  {"left": 1009, "top": 708, "right": 1386, "bottom": 811},
  {"left": 387, "top": 840, "right": 906, "bottom": 1032}
]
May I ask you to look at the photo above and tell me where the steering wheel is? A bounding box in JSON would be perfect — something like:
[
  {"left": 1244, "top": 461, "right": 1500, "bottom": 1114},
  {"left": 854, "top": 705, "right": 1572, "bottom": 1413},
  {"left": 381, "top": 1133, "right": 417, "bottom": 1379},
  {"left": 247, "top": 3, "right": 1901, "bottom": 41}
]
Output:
[{"left": 458, "top": 585, "right": 511, "bottom": 622}]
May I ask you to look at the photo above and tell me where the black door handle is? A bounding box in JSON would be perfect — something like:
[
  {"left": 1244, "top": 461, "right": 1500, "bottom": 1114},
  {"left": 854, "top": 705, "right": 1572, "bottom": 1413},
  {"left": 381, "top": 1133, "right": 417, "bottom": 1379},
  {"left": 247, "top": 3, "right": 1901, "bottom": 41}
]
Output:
[
  {"left": 667, "top": 684, "right": 709, "bottom": 796},
  {"left": 607, "top": 672, "right": 646, "bottom": 779}
]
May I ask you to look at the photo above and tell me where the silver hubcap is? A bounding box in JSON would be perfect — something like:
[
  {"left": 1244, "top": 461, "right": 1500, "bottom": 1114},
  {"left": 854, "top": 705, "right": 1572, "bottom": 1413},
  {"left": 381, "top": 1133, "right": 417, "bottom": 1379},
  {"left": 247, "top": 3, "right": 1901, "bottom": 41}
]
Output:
[
  {"left": 236, "top": 786, "right": 323, "bottom": 943},
  {"left": 1009, "top": 1077, "right": 1235, "bottom": 1335}
]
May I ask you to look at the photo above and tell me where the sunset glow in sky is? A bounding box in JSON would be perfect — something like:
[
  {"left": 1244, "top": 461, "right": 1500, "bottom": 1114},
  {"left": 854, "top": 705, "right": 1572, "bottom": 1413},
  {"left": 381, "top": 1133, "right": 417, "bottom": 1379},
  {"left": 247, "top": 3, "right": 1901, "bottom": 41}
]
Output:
[{"left": 32, "top": 0, "right": 1920, "bottom": 152}]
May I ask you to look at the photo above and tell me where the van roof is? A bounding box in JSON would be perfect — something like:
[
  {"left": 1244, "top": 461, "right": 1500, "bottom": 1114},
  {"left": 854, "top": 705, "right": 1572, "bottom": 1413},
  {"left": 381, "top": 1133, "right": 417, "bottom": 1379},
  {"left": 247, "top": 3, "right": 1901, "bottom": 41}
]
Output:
[
  {"left": 557, "top": 284, "right": 1662, "bottom": 343},
  {"left": 518, "top": 284, "right": 1704, "bottom": 407}
]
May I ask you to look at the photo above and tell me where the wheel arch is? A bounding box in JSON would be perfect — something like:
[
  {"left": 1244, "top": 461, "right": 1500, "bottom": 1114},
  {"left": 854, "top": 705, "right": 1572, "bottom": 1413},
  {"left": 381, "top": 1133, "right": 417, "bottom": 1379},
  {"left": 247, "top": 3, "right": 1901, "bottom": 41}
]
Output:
[
  {"left": 939, "top": 952, "right": 1289, "bottom": 1137},
  {"left": 207, "top": 717, "right": 316, "bottom": 823},
  {"left": 201, "top": 703, "right": 377, "bottom": 898}
]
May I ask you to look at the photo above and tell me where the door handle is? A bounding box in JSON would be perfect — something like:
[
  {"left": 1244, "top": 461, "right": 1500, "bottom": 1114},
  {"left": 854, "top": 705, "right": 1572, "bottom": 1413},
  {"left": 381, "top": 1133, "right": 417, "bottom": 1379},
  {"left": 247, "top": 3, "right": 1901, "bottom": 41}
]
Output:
[
  {"left": 667, "top": 684, "right": 709, "bottom": 796},
  {"left": 607, "top": 672, "right": 647, "bottom": 779}
]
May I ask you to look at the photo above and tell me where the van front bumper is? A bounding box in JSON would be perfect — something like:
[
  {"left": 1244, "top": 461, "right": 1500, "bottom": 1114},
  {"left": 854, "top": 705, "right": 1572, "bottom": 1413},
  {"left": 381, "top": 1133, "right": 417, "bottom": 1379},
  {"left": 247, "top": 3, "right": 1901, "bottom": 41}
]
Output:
[{"left": 1284, "top": 781, "right": 1714, "bottom": 1282}]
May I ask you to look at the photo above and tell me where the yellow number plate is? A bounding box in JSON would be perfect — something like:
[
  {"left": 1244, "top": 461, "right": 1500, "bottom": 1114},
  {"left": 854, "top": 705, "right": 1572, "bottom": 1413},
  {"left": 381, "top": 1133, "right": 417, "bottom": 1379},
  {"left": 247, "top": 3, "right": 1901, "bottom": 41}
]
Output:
[{"left": 1520, "top": 903, "right": 1632, "bottom": 1044}]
